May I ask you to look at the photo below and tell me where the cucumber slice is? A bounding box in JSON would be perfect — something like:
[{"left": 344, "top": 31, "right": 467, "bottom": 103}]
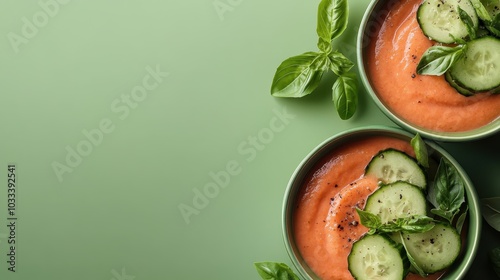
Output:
[
  {"left": 401, "top": 223, "right": 461, "bottom": 274},
  {"left": 348, "top": 234, "right": 410, "bottom": 280},
  {"left": 445, "top": 71, "right": 475, "bottom": 96},
  {"left": 365, "top": 149, "right": 427, "bottom": 190},
  {"left": 479, "top": 0, "right": 500, "bottom": 37},
  {"left": 482, "top": 0, "right": 500, "bottom": 18},
  {"left": 364, "top": 182, "right": 428, "bottom": 224},
  {"left": 448, "top": 36, "right": 500, "bottom": 92},
  {"left": 417, "top": 0, "right": 479, "bottom": 43}
]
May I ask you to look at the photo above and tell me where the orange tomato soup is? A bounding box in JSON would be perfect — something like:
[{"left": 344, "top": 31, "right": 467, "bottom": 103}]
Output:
[
  {"left": 365, "top": 0, "right": 500, "bottom": 132},
  {"left": 293, "top": 136, "right": 444, "bottom": 280}
]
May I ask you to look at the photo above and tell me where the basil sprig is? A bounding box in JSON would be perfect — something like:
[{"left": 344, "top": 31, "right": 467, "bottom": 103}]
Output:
[
  {"left": 356, "top": 208, "right": 435, "bottom": 235},
  {"left": 356, "top": 206, "right": 435, "bottom": 277},
  {"left": 271, "top": 0, "right": 358, "bottom": 120},
  {"left": 254, "top": 262, "right": 300, "bottom": 280}
]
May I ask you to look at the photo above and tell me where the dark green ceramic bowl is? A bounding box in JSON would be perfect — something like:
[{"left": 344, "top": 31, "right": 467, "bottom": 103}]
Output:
[
  {"left": 356, "top": 0, "right": 500, "bottom": 142},
  {"left": 282, "top": 126, "right": 481, "bottom": 279}
]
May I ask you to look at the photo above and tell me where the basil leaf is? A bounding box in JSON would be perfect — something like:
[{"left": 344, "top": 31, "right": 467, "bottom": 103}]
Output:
[
  {"left": 399, "top": 232, "right": 428, "bottom": 278},
  {"left": 430, "top": 208, "right": 455, "bottom": 223},
  {"left": 356, "top": 208, "right": 382, "bottom": 229},
  {"left": 269, "top": 0, "right": 357, "bottom": 118},
  {"left": 487, "top": 13, "right": 500, "bottom": 37},
  {"left": 271, "top": 52, "right": 328, "bottom": 98},
  {"left": 411, "top": 133, "right": 429, "bottom": 168},
  {"left": 377, "top": 216, "right": 435, "bottom": 233},
  {"left": 317, "top": 0, "right": 349, "bottom": 50},
  {"left": 357, "top": 209, "right": 434, "bottom": 234},
  {"left": 469, "top": 0, "right": 492, "bottom": 21},
  {"left": 458, "top": 6, "right": 477, "bottom": 40},
  {"left": 254, "top": 262, "right": 300, "bottom": 280},
  {"left": 456, "top": 205, "right": 468, "bottom": 233},
  {"left": 398, "top": 216, "right": 435, "bottom": 233},
  {"left": 481, "top": 197, "right": 500, "bottom": 231},
  {"left": 493, "top": 14, "right": 500, "bottom": 30},
  {"left": 490, "top": 247, "right": 500, "bottom": 278},
  {"left": 332, "top": 72, "right": 357, "bottom": 120},
  {"left": 449, "top": 34, "right": 467, "bottom": 45},
  {"left": 427, "top": 182, "right": 439, "bottom": 209},
  {"left": 430, "top": 158, "right": 466, "bottom": 223},
  {"left": 328, "top": 51, "right": 354, "bottom": 76},
  {"left": 417, "top": 45, "right": 467, "bottom": 76}
]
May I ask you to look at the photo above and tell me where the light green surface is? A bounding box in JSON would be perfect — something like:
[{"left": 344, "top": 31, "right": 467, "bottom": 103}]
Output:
[{"left": 0, "top": 0, "right": 498, "bottom": 279}]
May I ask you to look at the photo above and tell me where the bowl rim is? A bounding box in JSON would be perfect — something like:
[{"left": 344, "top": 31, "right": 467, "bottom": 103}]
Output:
[
  {"left": 355, "top": 0, "right": 500, "bottom": 142},
  {"left": 281, "top": 125, "right": 482, "bottom": 280}
]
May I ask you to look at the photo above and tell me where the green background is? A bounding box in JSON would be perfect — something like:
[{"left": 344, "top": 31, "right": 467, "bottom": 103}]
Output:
[{"left": 0, "top": 0, "right": 498, "bottom": 279}]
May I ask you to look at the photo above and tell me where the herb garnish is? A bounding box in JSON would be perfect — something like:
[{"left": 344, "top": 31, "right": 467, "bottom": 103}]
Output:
[
  {"left": 416, "top": 0, "right": 499, "bottom": 94},
  {"left": 459, "top": 6, "right": 478, "bottom": 39},
  {"left": 254, "top": 262, "right": 300, "bottom": 280},
  {"left": 398, "top": 232, "right": 428, "bottom": 278},
  {"left": 357, "top": 208, "right": 436, "bottom": 234},
  {"left": 417, "top": 45, "right": 467, "bottom": 76},
  {"left": 471, "top": 0, "right": 500, "bottom": 36},
  {"left": 428, "top": 158, "right": 466, "bottom": 224},
  {"left": 410, "top": 133, "right": 429, "bottom": 168},
  {"left": 270, "top": 0, "right": 358, "bottom": 120}
]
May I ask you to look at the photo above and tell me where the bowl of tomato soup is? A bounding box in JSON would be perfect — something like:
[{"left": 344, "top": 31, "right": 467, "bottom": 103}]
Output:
[
  {"left": 282, "top": 126, "right": 481, "bottom": 280},
  {"left": 357, "top": 0, "right": 500, "bottom": 141}
]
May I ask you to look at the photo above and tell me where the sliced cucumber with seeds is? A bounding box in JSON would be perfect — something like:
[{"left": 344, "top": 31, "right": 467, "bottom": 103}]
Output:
[
  {"left": 448, "top": 36, "right": 500, "bottom": 92},
  {"left": 445, "top": 71, "right": 475, "bottom": 96},
  {"left": 401, "top": 223, "right": 461, "bottom": 273},
  {"left": 365, "top": 149, "right": 427, "bottom": 190},
  {"left": 481, "top": 0, "right": 500, "bottom": 37},
  {"left": 417, "top": 0, "right": 479, "bottom": 43},
  {"left": 364, "top": 182, "right": 428, "bottom": 224},
  {"left": 348, "top": 234, "right": 410, "bottom": 280},
  {"left": 482, "top": 0, "right": 500, "bottom": 18}
]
